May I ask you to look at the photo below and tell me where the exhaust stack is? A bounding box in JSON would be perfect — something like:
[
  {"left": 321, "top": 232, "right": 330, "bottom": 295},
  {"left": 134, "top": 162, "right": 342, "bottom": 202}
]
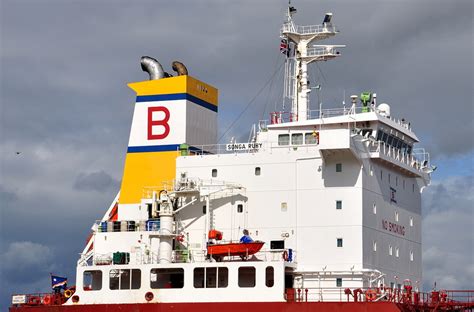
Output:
[
  {"left": 140, "top": 56, "right": 165, "bottom": 80},
  {"left": 172, "top": 61, "right": 188, "bottom": 76}
]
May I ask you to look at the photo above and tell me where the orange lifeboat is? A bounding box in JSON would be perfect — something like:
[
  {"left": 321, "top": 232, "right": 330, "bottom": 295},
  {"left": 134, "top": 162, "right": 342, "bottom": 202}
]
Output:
[{"left": 207, "top": 241, "right": 264, "bottom": 260}]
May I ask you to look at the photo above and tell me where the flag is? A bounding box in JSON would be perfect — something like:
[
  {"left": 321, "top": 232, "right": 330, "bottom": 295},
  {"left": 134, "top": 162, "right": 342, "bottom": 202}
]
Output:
[
  {"left": 280, "top": 39, "right": 288, "bottom": 55},
  {"left": 51, "top": 275, "right": 67, "bottom": 290}
]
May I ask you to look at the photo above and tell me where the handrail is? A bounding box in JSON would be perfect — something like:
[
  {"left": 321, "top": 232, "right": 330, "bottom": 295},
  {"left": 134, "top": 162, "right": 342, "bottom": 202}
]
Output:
[
  {"left": 285, "top": 286, "right": 474, "bottom": 307},
  {"left": 368, "top": 140, "right": 430, "bottom": 173},
  {"left": 281, "top": 23, "right": 338, "bottom": 35}
]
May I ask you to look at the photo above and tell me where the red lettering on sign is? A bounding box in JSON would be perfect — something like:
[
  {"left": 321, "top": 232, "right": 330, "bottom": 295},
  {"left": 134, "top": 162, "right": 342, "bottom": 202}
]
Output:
[
  {"left": 382, "top": 219, "right": 405, "bottom": 236},
  {"left": 148, "top": 106, "right": 170, "bottom": 140}
]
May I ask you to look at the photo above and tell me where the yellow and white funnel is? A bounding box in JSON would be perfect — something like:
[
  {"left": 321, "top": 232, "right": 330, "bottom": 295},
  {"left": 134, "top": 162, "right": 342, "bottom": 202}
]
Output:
[{"left": 119, "top": 70, "right": 218, "bottom": 211}]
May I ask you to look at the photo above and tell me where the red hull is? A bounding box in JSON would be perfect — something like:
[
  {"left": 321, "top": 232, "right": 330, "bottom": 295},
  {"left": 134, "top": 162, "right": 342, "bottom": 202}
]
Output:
[{"left": 10, "top": 302, "right": 415, "bottom": 312}]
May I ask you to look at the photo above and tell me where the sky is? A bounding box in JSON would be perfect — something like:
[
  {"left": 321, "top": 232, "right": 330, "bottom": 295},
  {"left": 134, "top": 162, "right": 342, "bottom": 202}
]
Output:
[{"left": 0, "top": 0, "right": 473, "bottom": 309}]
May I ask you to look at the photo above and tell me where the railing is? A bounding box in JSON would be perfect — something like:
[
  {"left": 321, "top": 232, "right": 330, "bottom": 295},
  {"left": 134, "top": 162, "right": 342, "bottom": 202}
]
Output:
[
  {"left": 285, "top": 287, "right": 474, "bottom": 309},
  {"left": 281, "top": 23, "right": 338, "bottom": 35},
  {"left": 78, "top": 246, "right": 295, "bottom": 267},
  {"left": 92, "top": 219, "right": 161, "bottom": 233},
  {"left": 368, "top": 141, "right": 430, "bottom": 173},
  {"left": 305, "top": 47, "right": 340, "bottom": 59},
  {"left": 269, "top": 106, "right": 413, "bottom": 132},
  {"left": 11, "top": 293, "right": 65, "bottom": 306}
]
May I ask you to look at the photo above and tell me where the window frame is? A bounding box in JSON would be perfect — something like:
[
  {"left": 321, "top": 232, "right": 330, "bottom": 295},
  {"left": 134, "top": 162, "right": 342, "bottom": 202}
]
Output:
[
  {"left": 109, "top": 269, "right": 141, "bottom": 290},
  {"left": 150, "top": 268, "right": 184, "bottom": 289},
  {"left": 291, "top": 133, "right": 303, "bottom": 145},
  {"left": 83, "top": 270, "right": 103, "bottom": 291},
  {"left": 238, "top": 266, "right": 256, "bottom": 288},
  {"left": 278, "top": 134, "right": 290, "bottom": 146}
]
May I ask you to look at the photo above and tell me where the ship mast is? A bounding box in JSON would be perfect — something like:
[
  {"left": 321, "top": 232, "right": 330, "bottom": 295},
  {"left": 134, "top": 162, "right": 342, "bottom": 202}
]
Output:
[{"left": 281, "top": 5, "right": 344, "bottom": 121}]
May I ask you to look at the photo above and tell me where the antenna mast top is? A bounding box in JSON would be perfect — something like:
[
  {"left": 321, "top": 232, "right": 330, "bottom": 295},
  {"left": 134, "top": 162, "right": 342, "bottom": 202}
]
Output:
[{"left": 281, "top": 5, "right": 345, "bottom": 121}]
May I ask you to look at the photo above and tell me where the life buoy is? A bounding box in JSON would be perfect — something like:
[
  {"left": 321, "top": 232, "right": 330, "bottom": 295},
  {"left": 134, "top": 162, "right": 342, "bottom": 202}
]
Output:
[
  {"left": 42, "top": 295, "right": 52, "bottom": 305},
  {"left": 282, "top": 250, "right": 289, "bottom": 261},
  {"left": 366, "top": 289, "right": 377, "bottom": 302},
  {"left": 64, "top": 289, "right": 74, "bottom": 298},
  {"left": 145, "top": 292, "right": 154, "bottom": 302},
  {"left": 28, "top": 296, "right": 41, "bottom": 306}
]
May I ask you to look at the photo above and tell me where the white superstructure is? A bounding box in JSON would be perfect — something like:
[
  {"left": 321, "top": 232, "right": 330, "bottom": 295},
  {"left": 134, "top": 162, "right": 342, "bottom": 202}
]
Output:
[{"left": 68, "top": 5, "right": 434, "bottom": 305}]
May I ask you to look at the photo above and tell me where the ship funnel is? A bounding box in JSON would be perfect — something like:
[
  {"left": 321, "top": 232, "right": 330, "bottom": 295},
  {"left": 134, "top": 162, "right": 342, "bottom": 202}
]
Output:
[
  {"left": 140, "top": 56, "right": 165, "bottom": 80},
  {"left": 172, "top": 61, "right": 188, "bottom": 76}
]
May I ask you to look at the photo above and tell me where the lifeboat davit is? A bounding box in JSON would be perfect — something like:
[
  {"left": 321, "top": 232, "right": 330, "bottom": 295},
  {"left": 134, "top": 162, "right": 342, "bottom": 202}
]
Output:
[{"left": 207, "top": 241, "right": 264, "bottom": 260}]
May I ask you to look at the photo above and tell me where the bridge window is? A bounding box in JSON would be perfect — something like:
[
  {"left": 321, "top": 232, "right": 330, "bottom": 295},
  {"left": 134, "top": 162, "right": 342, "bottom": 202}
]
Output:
[
  {"left": 238, "top": 267, "right": 256, "bottom": 287},
  {"left": 336, "top": 200, "right": 342, "bottom": 210},
  {"left": 336, "top": 278, "right": 342, "bottom": 287},
  {"left": 291, "top": 133, "right": 303, "bottom": 145},
  {"left": 150, "top": 268, "right": 184, "bottom": 289},
  {"left": 237, "top": 204, "right": 243, "bottom": 213},
  {"left": 83, "top": 270, "right": 102, "bottom": 291},
  {"left": 211, "top": 169, "right": 217, "bottom": 178},
  {"left": 337, "top": 238, "right": 343, "bottom": 247},
  {"left": 109, "top": 269, "right": 141, "bottom": 290},
  {"left": 278, "top": 134, "right": 290, "bottom": 146},
  {"left": 336, "top": 163, "right": 342, "bottom": 172},
  {"left": 266, "top": 267, "right": 274, "bottom": 287}
]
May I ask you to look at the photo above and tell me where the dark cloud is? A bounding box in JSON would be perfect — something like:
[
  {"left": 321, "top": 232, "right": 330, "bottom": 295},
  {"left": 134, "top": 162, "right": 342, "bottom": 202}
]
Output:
[
  {"left": 0, "top": 185, "right": 18, "bottom": 204},
  {"left": 422, "top": 175, "right": 474, "bottom": 290},
  {"left": 74, "top": 170, "right": 120, "bottom": 193},
  {"left": 1, "top": 241, "right": 55, "bottom": 282},
  {"left": 0, "top": 0, "right": 472, "bottom": 309}
]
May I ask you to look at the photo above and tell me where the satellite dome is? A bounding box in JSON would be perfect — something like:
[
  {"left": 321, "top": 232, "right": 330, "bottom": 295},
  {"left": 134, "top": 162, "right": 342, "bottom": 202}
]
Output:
[{"left": 377, "top": 103, "right": 391, "bottom": 117}]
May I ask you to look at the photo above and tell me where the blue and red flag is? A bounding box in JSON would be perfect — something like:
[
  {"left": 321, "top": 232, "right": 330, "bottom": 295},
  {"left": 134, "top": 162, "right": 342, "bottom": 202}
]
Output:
[
  {"left": 280, "top": 38, "right": 288, "bottom": 55},
  {"left": 51, "top": 275, "right": 68, "bottom": 290}
]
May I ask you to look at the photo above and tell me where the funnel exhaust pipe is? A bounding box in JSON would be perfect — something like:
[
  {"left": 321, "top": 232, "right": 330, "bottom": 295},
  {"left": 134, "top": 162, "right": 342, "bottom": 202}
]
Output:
[
  {"left": 140, "top": 56, "right": 165, "bottom": 80},
  {"left": 172, "top": 61, "right": 188, "bottom": 76}
]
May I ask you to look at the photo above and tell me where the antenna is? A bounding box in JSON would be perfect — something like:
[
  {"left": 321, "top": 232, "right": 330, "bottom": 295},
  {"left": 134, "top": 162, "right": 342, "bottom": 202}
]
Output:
[{"left": 280, "top": 8, "right": 344, "bottom": 122}]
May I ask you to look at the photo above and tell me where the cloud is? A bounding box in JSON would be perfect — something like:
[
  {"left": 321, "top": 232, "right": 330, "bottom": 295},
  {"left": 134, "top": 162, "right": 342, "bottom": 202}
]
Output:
[
  {"left": 0, "top": 185, "right": 18, "bottom": 204},
  {"left": 74, "top": 170, "right": 120, "bottom": 193},
  {"left": 422, "top": 175, "right": 474, "bottom": 290},
  {"left": 1, "top": 241, "right": 55, "bottom": 282}
]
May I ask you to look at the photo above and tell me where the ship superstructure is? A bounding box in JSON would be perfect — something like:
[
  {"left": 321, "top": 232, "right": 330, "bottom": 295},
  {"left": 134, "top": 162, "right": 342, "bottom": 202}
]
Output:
[{"left": 10, "top": 4, "right": 473, "bottom": 312}]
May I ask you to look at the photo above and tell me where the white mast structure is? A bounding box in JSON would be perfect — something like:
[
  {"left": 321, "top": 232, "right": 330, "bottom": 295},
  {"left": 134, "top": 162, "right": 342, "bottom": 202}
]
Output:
[{"left": 281, "top": 5, "right": 345, "bottom": 121}]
